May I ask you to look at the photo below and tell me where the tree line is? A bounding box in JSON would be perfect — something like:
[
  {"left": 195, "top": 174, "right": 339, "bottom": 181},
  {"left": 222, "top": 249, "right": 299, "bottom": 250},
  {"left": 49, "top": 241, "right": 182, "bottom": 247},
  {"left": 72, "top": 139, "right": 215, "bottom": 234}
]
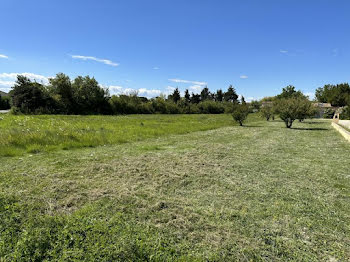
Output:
[
  {"left": 6, "top": 73, "right": 347, "bottom": 125},
  {"left": 7, "top": 73, "right": 247, "bottom": 115},
  {"left": 315, "top": 83, "right": 350, "bottom": 119}
]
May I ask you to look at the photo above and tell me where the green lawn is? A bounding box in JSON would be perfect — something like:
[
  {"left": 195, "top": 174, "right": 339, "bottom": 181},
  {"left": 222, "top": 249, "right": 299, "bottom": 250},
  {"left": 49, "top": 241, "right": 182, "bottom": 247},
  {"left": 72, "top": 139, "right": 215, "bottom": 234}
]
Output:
[{"left": 1, "top": 115, "right": 349, "bottom": 261}]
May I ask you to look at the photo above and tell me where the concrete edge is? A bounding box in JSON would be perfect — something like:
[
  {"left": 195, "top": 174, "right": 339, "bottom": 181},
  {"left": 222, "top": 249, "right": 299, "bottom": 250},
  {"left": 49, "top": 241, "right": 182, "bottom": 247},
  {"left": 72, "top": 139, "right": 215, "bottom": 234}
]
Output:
[{"left": 332, "top": 122, "right": 350, "bottom": 143}]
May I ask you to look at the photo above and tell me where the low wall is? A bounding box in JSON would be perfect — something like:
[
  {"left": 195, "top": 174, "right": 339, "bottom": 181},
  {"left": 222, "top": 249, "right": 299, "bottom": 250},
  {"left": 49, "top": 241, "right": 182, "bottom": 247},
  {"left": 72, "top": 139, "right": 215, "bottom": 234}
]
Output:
[
  {"left": 338, "top": 120, "right": 350, "bottom": 130},
  {"left": 332, "top": 122, "right": 350, "bottom": 143}
]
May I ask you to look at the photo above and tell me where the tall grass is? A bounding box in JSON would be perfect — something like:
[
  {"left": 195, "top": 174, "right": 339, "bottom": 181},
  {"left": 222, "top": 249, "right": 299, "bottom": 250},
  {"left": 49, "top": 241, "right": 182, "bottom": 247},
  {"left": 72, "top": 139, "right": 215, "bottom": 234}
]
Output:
[{"left": 0, "top": 114, "right": 238, "bottom": 157}]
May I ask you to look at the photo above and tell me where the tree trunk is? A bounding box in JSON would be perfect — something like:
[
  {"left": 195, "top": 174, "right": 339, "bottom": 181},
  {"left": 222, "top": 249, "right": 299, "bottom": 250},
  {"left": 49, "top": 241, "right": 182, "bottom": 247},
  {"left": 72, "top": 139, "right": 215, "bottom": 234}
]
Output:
[
  {"left": 285, "top": 119, "right": 293, "bottom": 128},
  {"left": 239, "top": 121, "right": 243, "bottom": 126}
]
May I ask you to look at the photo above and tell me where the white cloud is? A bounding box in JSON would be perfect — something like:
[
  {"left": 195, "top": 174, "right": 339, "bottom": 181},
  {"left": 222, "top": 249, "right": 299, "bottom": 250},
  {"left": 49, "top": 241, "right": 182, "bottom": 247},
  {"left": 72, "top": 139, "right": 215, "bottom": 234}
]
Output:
[
  {"left": 0, "top": 80, "right": 14, "bottom": 87},
  {"left": 189, "top": 85, "right": 202, "bottom": 93},
  {"left": 240, "top": 75, "right": 248, "bottom": 79},
  {"left": 0, "top": 54, "right": 9, "bottom": 59},
  {"left": 0, "top": 80, "right": 13, "bottom": 93},
  {"left": 153, "top": 67, "right": 160, "bottom": 70},
  {"left": 105, "top": 85, "right": 161, "bottom": 98},
  {"left": 304, "top": 92, "right": 315, "bottom": 100},
  {"left": 280, "top": 50, "right": 288, "bottom": 54},
  {"left": 138, "top": 88, "right": 162, "bottom": 96},
  {"left": 70, "top": 55, "right": 119, "bottom": 67},
  {"left": 168, "top": 78, "right": 207, "bottom": 86},
  {"left": 0, "top": 73, "right": 49, "bottom": 83},
  {"left": 163, "top": 86, "right": 176, "bottom": 95},
  {"left": 108, "top": 85, "right": 124, "bottom": 92},
  {"left": 0, "top": 72, "right": 50, "bottom": 92}
]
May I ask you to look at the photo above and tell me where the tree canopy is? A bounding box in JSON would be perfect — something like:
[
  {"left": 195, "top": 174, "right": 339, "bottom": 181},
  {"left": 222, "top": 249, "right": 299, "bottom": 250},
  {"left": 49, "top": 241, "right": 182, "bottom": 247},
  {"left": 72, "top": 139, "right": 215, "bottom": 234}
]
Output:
[
  {"left": 274, "top": 97, "right": 314, "bottom": 128},
  {"left": 7, "top": 74, "right": 245, "bottom": 115},
  {"left": 315, "top": 83, "right": 350, "bottom": 107}
]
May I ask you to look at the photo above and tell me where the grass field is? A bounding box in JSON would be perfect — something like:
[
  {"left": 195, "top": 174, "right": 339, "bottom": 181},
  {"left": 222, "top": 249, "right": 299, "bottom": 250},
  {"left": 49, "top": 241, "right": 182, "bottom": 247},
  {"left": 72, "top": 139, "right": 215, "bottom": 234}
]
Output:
[
  {"left": 0, "top": 114, "right": 235, "bottom": 157},
  {"left": 1, "top": 115, "right": 350, "bottom": 261}
]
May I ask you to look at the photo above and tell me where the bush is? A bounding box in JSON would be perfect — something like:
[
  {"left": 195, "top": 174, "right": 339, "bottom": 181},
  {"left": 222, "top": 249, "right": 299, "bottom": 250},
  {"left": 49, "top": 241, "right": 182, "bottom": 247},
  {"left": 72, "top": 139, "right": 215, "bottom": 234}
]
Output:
[
  {"left": 274, "top": 98, "right": 314, "bottom": 128},
  {"left": 198, "top": 101, "right": 225, "bottom": 114},
  {"left": 232, "top": 104, "right": 249, "bottom": 126},
  {"left": 260, "top": 105, "right": 274, "bottom": 121},
  {"left": 9, "top": 107, "right": 22, "bottom": 115},
  {"left": 340, "top": 106, "right": 350, "bottom": 120},
  {"left": 166, "top": 102, "right": 182, "bottom": 114},
  {"left": 249, "top": 100, "right": 261, "bottom": 113},
  {"left": 323, "top": 108, "right": 336, "bottom": 119},
  {"left": 0, "top": 95, "right": 10, "bottom": 110}
]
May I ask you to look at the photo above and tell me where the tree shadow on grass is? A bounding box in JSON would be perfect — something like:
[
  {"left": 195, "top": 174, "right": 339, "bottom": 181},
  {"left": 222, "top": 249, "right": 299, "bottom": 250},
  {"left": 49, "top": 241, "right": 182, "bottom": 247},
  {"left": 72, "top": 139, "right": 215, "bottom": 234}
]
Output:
[
  {"left": 291, "top": 127, "right": 329, "bottom": 131},
  {"left": 303, "top": 121, "right": 328, "bottom": 125}
]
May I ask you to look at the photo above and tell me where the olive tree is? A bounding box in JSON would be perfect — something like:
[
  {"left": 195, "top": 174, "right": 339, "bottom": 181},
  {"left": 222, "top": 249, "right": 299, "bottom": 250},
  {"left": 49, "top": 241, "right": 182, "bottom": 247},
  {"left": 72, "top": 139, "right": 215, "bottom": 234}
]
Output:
[
  {"left": 274, "top": 98, "right": 314, "bottom": 128},
  {"left": 232, "top": 103, "right": 249, "bottom": 126},
  {"left": 260, "top": 104, "right": 274, "bottom": 121}
]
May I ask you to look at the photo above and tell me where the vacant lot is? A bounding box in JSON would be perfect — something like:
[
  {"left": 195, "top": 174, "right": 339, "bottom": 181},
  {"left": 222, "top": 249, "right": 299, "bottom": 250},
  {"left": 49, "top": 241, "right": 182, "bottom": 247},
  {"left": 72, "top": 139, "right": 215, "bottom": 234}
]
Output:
[{"left": 1, "top": 115, "right": 349, "bottom": 261}]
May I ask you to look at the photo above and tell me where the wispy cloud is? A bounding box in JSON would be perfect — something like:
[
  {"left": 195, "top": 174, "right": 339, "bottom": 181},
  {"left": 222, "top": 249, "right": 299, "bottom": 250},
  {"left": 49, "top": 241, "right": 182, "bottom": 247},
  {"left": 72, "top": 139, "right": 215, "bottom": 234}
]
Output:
[
  {"left": 0, "top": 72, "right": 50, "bottom": 92},
  {"left": 280, "top": 50, "right": 288, "bottom": 54},
  {"left": 153, "top": 67, "right": 160, "bottom": 70},
  {"left": 168, "top": 78, "right": 207, "bottom": 86},
  {"left": 70, "top": 55, "right": 119, "bottom": 67},
  {"left": 0, "top": 54, "right": 8, "bottom": 59},
  {"left": 240, "top": 75, "right": 248, "bottom": 79}
]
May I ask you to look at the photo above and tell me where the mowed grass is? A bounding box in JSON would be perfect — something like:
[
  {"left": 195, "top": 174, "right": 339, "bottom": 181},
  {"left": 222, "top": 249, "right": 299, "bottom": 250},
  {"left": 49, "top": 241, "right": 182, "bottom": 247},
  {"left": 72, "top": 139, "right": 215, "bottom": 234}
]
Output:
[
  {"left": 0, "top": 114, "right": 237, "bottom": 157},
  {"left": 1, "top": 116, "right": 350, "bottom": 261}
]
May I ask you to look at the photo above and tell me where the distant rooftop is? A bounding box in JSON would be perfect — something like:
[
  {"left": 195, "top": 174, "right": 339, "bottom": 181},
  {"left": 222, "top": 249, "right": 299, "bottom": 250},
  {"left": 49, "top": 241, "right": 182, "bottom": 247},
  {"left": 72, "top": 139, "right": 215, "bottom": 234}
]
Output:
[
  {"left": 313, "top": 103, "right": 332, "bottom": 108},
  {"left": 0, "top": 90, "right": 9, "bottom": 97}
]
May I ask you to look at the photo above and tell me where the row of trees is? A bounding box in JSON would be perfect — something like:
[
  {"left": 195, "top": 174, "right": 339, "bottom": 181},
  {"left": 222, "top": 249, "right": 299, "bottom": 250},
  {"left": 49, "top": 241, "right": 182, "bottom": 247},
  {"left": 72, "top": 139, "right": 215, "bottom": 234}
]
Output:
[
  {"left": 315, "top": 83, "right": 350, "bottom": 119},
  {"left": 5, "top": 74, "right": 324, "bottom": 126},
  {"left": 11, "top": 74, "right": 110, "bottom": 114},
  {"left": 315, "top": 83, "right": 350, "bottom": 107},
  {"left": 8, "top": 73, "right": 245, "bottom": 115}
]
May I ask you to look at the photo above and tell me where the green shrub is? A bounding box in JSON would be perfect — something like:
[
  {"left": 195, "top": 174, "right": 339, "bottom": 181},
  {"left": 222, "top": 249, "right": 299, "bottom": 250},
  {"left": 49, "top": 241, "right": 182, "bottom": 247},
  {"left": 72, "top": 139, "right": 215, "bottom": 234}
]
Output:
[
  {"left": 340, "top": 106, "right": 350, "bottom": 120},
  {"left": 323, "top": 108, "right": 336, "bottom": 118},
  {"left": 9, "top": 107, "right": 22, "bottom": 115},
  {"left": 198, "top": 101, "right": 225, "bottom": 114},
  {"left": 274, "top": 98, "right": 314, "bottom": 128},
  {"left": 232, "top": 104, "right": 249, "bottom": 126},
  {"left": 0, "top": 95, "right": 10, "bottom": 110},
  {"left": 260, "top": 105, "right": 274, "bottom": 121}
]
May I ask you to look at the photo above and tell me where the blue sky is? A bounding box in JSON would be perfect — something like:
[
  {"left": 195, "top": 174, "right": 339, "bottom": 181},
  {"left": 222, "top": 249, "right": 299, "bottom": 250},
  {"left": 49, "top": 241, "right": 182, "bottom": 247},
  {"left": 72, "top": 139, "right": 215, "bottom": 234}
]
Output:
[{"left": 0, "top": 0, "right": 349, "bottom": 100}]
